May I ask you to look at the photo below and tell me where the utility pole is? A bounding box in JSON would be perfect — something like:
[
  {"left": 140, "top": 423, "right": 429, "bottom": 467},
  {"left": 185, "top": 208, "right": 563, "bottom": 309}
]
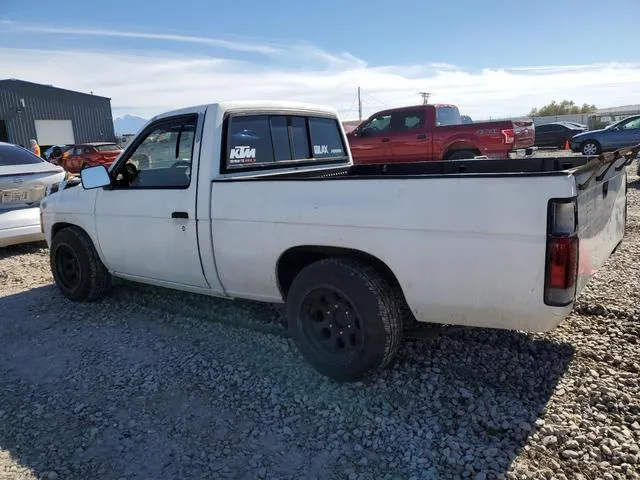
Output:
[
  {"left": 419, "top": 92, "right": 431, "bottom": 105},
  {"left": 357, "top": 86, "right": 362, "bottom": 121}
]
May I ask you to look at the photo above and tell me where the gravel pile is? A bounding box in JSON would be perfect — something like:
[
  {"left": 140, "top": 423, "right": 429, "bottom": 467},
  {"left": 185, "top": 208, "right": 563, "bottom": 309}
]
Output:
[{"left": 1, "top": 166, "right": 639, "bottom": 480}]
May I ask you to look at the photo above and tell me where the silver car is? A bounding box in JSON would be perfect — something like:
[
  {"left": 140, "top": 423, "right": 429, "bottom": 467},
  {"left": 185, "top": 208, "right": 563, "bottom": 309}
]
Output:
[{"left": 0, "top": 142, "right": 66, "bottom": 247}]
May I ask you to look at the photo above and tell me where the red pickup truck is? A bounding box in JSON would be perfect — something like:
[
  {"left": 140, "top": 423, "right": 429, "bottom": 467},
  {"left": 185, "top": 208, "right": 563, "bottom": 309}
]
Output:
[{"left": 347, "top": 104, "right": 535, "bottom": 164}]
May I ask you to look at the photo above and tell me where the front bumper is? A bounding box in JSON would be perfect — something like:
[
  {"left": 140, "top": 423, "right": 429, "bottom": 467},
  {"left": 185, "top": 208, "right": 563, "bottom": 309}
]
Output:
[{"left": 0, "top": 207, "right": 45, "bottom": 247}]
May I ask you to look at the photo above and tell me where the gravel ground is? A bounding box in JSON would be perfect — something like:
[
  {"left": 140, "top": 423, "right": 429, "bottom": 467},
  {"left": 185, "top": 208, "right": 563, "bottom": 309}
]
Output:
[{"left": 1, "top": 166, "right": 640, "bottom": 480}]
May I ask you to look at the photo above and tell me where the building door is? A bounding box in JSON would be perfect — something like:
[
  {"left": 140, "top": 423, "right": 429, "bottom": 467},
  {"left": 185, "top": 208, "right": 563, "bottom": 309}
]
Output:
[
  {"left": 34, "top": 120, "right": 75, "bottom": 145},
  {"left": 0, "top": 121, "right": 8, "bottom": 142}
]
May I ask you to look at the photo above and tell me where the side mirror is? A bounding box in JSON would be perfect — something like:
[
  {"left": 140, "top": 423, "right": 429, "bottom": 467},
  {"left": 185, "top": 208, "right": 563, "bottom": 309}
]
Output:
[{"left": 80, "top": 165, "right": 111, "bottom": 190}]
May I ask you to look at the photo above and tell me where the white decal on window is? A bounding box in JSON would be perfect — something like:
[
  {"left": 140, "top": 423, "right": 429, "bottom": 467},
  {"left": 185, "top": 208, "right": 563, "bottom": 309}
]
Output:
[
  {"left": 229, "top": 145, "right": 257, "bottom": 163},
  {"left": 313, "top": 145, "right": 329, "bottom": 155},
  {"left": 330, "top": 148, "right": 343, "bottom": 154}
]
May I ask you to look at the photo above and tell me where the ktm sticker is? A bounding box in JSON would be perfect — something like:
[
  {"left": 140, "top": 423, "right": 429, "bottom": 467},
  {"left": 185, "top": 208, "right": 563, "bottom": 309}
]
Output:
[{"left": 229, "top": 145, "right": 257, "bottom": 164}]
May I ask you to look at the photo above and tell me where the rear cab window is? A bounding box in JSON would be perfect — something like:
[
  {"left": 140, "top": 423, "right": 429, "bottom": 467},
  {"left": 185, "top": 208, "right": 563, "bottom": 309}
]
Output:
[
  {"left": 94, "top": 144, "right": 120, "bottom": 152},
  {"left": 435, "top": 106, "right": 462, "bottom": 127},
  {"left": 224, "top": 113, "right": 347, "bottom": 171}
]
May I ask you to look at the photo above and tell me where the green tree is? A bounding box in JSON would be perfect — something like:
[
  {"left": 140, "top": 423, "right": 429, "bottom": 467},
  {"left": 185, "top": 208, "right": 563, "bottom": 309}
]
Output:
[{"left": 529, "top": 100, "right": 597, "bottom": 117}]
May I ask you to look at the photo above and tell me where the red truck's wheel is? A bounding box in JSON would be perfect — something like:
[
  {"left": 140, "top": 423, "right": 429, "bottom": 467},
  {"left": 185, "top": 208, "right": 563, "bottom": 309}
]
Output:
[
  {"left": 286, "top": 257, "right": 403, "bottom": 382},
  {"left": 448, "top": 150, "right": 477, "bottom": 160}
]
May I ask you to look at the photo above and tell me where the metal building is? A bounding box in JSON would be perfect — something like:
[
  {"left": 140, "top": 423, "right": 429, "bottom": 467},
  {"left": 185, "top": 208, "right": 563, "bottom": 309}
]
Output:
[{"left": 0, "top": 79, "right": 116, "bottom": 148}]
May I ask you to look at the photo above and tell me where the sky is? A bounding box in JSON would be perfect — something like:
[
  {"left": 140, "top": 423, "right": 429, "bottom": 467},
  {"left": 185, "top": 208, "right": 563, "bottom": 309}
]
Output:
[{"left": 2, "top": 0, "right": 640, "bottom": 122}]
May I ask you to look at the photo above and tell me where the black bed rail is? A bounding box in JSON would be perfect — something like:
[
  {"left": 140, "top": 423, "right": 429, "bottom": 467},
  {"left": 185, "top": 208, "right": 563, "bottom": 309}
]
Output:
[{"left": 577, "top": 143, "right": 640, "bottom": 190}]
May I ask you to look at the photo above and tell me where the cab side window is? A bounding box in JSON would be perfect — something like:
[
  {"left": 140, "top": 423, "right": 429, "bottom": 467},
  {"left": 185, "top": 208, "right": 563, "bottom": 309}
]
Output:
[
  {"left": 360, "top": 114, "right": 391, "bottom": 137},
  {"left": 620, "top": 117, "right": 640, "bottom": 130},
  {"left": 114, "top": 116, "right": 197, "bottom": 189},
  {"left": 392, "top": 111, "right": 424, "bottom": 131}
]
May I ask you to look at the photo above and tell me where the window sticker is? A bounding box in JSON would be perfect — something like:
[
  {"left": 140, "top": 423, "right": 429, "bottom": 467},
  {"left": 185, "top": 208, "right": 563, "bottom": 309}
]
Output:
[
  {"left": 313, "top": 145, "right": 329, "bottom": 155},
  {"left": 229, "top": 145, "right": 257, "bottom": 164}
]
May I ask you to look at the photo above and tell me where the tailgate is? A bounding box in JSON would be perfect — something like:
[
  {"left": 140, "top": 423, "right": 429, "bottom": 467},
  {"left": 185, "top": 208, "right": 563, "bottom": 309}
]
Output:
[
  {"left": 574, "top": 156, "right": 629, "bottom": 296},
  {"left": 513, "top": 120, "right": 535, "bottom": 149},
  {"left": 544, "top": 147, "right": 637, "bottom": 307}
]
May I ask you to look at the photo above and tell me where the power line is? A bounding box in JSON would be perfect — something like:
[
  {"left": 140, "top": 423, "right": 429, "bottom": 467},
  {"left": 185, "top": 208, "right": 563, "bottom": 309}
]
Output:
[
  {"left": 419, "top": 92, "right": 431, "bottom": 104},
  {"left": 362, "top": 93, "right": 389, "bottom": 108}
]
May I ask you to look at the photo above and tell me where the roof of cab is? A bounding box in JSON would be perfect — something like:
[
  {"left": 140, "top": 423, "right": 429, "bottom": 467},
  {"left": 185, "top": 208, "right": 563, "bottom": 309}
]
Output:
[{"left": 151, "top": 100, "right": 339, "bottom": 123}]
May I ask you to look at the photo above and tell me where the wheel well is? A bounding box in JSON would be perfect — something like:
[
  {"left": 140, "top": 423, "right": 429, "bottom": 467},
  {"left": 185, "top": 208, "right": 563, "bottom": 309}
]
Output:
[
  {"left": 581, "top": 139, "right": 600, "bottom": 147},
  {"left": 51, "top": 222, "right": 87, "bottom": 240},
  {"left": 444, "top": 146, "right": 481, "bottom": 160},
  {"left": 277, "top": 246, "right": 402, "bottom": 298}
]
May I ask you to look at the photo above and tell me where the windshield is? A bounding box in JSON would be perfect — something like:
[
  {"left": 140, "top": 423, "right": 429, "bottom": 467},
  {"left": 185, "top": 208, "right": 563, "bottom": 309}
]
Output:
[
  {"left": 435, "top": 106, "right": 462, "bottom": 126},
  {"left": 0, "top": 144, "right": 45, "bottom": 166},
  {"left": 94, "top": 144, "right": 120, "bottom": 152}
]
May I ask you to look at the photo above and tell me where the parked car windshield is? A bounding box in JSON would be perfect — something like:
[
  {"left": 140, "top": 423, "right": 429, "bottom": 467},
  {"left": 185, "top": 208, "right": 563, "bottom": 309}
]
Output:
[
  {"left": 94, "top": 144, "right": 120, "bottom": 152},
  {"left": 0, "top": 144, "right": 44, "bottom": 166}
]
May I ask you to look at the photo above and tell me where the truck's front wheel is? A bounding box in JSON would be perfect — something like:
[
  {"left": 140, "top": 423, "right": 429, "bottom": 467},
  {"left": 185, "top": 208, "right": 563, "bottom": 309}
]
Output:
[
  {"left": 286, "top": 258, "right": 403, "bottom": 382},
  {"left": 50, "top": 227, "right": 111, "bottom": 302}
]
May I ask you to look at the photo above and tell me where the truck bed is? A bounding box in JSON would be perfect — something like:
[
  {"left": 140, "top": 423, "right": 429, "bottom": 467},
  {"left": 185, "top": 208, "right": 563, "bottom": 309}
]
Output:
[
  {"left": 348, "top": 155, "right": 595, "bottom": 176},
  {"left": 232, "top": 154, "right": 619, "bottom": 182},
  {"left": 210, "top": 146, "right": 637, "bottom": 333}
]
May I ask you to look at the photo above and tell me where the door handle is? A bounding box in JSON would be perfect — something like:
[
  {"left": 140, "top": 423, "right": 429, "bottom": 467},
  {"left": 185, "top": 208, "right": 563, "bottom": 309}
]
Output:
[
  {"left": 171, "top": 211, "right": 188, "bottom": 219},
  {"left": 416, "top": 134, "right": 427, "bottom": 140},
  {"left": 381, "top": 137, "right": 390, "bottom": 143}
]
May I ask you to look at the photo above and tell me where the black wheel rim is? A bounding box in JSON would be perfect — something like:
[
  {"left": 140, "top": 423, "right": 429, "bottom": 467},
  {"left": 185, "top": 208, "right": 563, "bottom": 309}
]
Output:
[
  {"left": 299, "top": 287, "right": 363, "bottom": 363},
  {"left": 54, "top": 244, "right": 81, "bottom": 291}
]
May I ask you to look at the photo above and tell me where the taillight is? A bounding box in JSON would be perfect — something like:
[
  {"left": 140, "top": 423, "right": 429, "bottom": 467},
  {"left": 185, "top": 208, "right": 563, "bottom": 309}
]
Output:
[
  {"left": 544, "top": 199, "right": 578, "bottom": 306},
  {"left": 501, "top": 128, "right": 515, "bottom": 144}
]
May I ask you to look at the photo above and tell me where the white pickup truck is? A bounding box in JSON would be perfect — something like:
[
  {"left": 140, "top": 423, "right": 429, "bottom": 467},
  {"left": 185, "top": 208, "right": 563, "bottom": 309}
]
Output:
[{"left": 40, "top": 100, "right": 638, "bottom": 381}]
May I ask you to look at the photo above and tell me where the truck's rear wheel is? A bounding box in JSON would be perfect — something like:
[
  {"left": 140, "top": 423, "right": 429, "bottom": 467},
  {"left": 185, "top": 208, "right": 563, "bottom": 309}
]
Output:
[
  {"left": 286, "top": 258, "right": 403, "bottom": 382},
  {"left": 50, "top": 227, "right": 111, "bottom": 302}
]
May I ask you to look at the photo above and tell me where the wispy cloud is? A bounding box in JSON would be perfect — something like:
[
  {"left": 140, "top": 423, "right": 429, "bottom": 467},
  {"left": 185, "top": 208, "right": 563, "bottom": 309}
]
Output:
[
  {"left": 1, "top": 23, "right": 640, "bottom": 122},
  {"left": 4, "top": 22, "right": 283, "bottom": 55}
]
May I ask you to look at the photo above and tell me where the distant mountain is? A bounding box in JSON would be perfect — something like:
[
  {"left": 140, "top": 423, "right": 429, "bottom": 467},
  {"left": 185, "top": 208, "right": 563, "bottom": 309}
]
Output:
[{"left": 113, "top": 115, "right": 147, "bottom": 135}]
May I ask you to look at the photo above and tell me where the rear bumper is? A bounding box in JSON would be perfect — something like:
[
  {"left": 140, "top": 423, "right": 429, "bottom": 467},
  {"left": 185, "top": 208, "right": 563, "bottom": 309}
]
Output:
[
  {"left": 0, "top": 207, "right": 44, "bottom": 247},
  {"left": 507, "top": 146, "right": 539, "bottom": 159}
]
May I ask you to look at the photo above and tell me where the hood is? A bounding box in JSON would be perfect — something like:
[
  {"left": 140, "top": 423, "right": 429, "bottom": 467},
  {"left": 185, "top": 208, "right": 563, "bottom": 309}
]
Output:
[
  {"left": 572, "top": 128, "right": 604, "bottom": 140},
  {"left": 41, "top": 179, "right": 96, "bottom": 216}
]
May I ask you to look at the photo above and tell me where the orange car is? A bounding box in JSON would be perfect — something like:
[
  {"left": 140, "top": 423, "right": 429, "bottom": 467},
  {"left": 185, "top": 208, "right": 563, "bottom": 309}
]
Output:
[{"left": 63, "top": 142, "right": 122, "bottom": 174}]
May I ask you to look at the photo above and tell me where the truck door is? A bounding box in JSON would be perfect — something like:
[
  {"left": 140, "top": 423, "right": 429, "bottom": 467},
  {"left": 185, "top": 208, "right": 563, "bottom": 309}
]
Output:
[
  {"left": 93, "top": 113, "right": 211, "bottom": 289},
  {"left": 348, "top": 112, "right": 393, "bottom": 164},
  {"left": 389, "top": 109, "right": 431, "bottom": 162}
]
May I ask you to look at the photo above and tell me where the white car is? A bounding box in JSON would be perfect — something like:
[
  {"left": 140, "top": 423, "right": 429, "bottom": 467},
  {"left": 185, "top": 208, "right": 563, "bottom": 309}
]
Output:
[
  {"left": 40, "top": 101, "right": 636, "bottom": 381},
  {"left": 0, "top": 142, "right": 66, "bottom": 247}
]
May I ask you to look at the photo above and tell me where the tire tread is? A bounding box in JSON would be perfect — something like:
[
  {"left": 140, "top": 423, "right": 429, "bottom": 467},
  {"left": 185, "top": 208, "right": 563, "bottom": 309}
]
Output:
[
  {"left": 287, "top": 257, "right": 404, "bottom": 380},
  {"left": 50, "top": 227, "right": 111, "bottom": 301}
]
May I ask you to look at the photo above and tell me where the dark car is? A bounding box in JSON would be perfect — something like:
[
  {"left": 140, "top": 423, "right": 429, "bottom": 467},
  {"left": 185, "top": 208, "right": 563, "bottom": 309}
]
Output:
[
  {"left": 534, "top": 122, "right": 587, "bottom": 149},
  {"left": 42, "top": 144, "right": 72, "bottom": 162},
  {"left": 571, "top": 115, "right": 640, "bottom": 156}
]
